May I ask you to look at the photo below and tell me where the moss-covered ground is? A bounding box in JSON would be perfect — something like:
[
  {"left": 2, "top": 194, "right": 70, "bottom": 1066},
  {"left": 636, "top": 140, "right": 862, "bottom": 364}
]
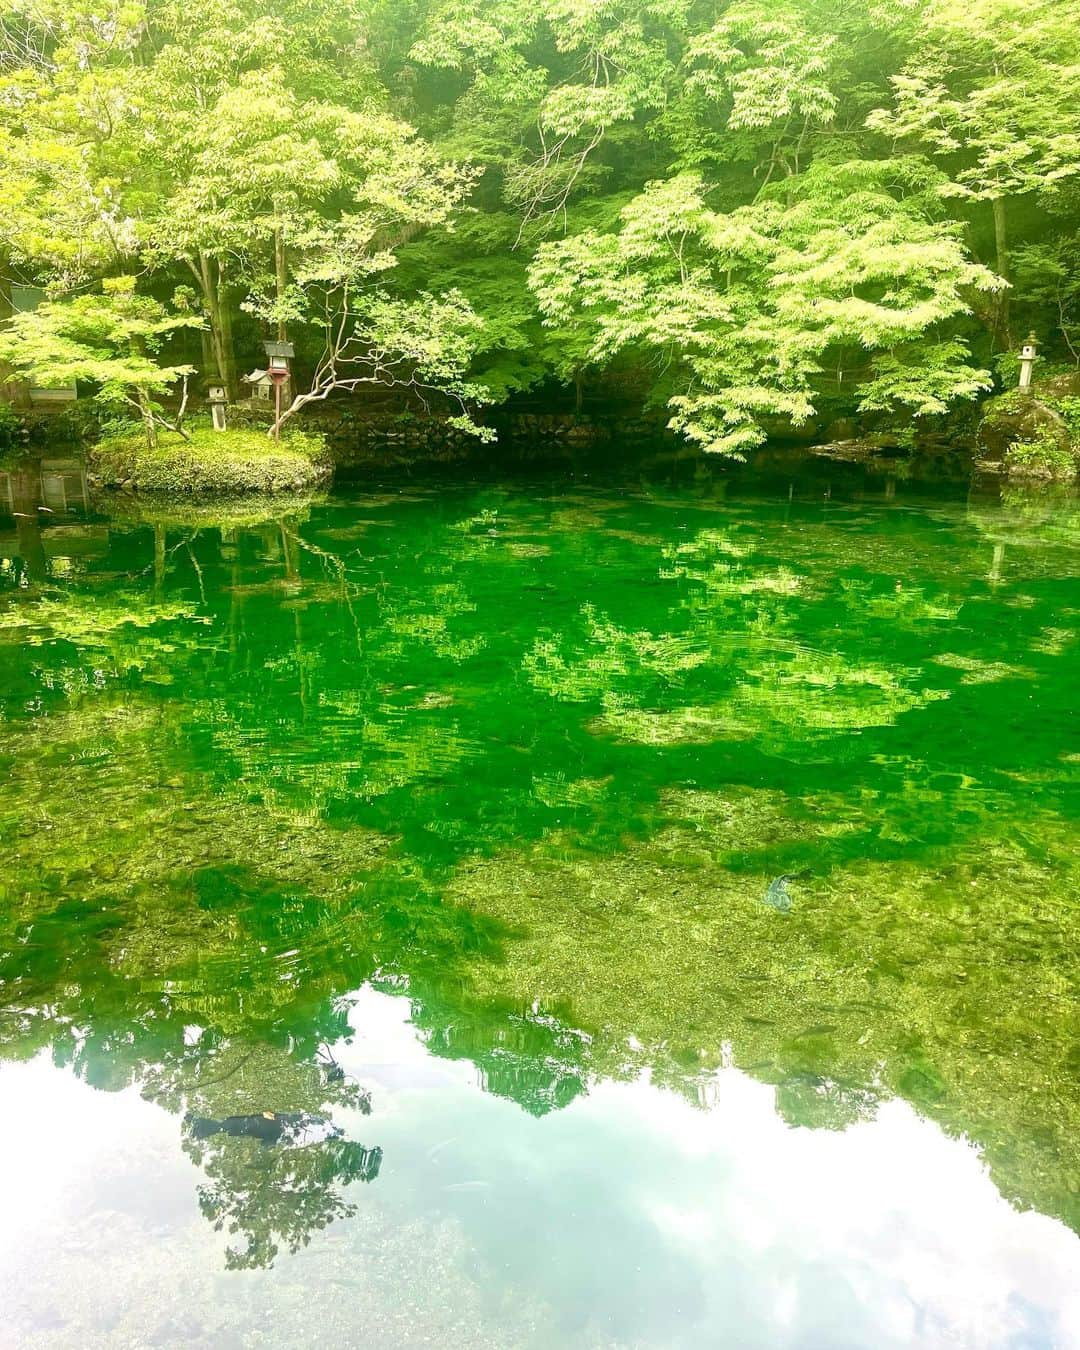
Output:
[{"left": 89, "top": 425, "right": 332, "bottom": 495}]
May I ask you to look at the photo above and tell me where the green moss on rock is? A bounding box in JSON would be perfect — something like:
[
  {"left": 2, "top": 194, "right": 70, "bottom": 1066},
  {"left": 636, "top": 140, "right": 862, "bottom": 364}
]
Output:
[
  {"left": 89, "top": 425, "right": 333, "bottom": 495},
  {"left": 976, "top": 392, "right": 1080, "bottom": 481}
]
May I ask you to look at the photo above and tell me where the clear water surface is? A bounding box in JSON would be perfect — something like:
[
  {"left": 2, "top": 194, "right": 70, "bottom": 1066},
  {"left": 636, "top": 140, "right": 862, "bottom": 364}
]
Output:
[{"left": 0, "top": 462, "right": 1078, "bottom": 1348}]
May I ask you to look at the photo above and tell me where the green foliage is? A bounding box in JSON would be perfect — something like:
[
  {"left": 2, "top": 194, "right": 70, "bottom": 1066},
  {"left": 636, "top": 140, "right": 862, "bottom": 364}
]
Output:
[
  {"left": 529, "top": 162, "right": 996, "bottom": 454},
  {"left": 0, "top": 279, "right": 197, "bottom": 389},
  {"left": 2, "top": 0, "right": 1080, "bottom": 448},
  {"left": 1046, "top": 395, "right": 1080, "bottom": 439},
  {"left": 0, "top": 279, "right": 200, "bottom": 447},
  {"left": 1005, "top": 428, "right": 1078, "bottom": 480},
  {"left": 0, "top": 400, "right": 26, "bottom": 453},
  {"left": 866, "top": 0, "right": 1080, "bottom": 207},
  {"left": 1012, "top": 238, "right": 1080, "bottom": 359}
]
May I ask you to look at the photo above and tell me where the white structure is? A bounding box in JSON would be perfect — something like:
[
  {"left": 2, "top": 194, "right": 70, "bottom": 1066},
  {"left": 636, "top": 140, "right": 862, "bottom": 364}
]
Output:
[
  {"left": 208, "top": 385, "right": 228, "bottom": 431},
  {"left": 242, "top": 369, "right": 274, "bottom": 401},
  {"left": 1018, "top": 333, "right": 1039, "bottom": 391}
]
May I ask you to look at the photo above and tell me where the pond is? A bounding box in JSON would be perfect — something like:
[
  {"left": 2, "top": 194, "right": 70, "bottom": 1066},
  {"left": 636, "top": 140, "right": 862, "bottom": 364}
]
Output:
[{"left": 1, "top": 464, "right": 1078, "bottom": 1348}]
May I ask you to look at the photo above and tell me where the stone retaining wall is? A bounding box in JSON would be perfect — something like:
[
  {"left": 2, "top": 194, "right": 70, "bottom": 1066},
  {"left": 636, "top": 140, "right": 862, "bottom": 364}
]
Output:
[{"left": 304, "top": 408, "right": 675, "bottom": 471}]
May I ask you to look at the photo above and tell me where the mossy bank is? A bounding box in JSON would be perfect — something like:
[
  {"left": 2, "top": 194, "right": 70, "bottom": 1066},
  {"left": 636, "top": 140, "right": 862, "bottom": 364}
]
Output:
[
  {"left": 88, "top": 426, "right": 332, "bottom": 495},
  {"left": 976, "top": 387, "right": 1080, "bottom": 482}
]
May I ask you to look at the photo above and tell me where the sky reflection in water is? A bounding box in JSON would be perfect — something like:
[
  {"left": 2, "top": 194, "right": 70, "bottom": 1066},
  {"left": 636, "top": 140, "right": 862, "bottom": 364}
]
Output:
[{"left": 1, "top": 987, "right": 1078, "bottom": 1350}]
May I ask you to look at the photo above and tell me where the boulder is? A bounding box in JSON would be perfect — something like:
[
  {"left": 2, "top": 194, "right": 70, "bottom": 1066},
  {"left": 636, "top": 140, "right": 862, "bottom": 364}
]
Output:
[
  {"left": 811, "top": 433, "right": 905, "bottom": 464},
  {"left": 1034, "top": 369, "right": 1080, "bottom": 398},
  {"left": 975, "top": 395, "right": 1071, "bottom": 464},
  {"left": 756, "top": 413, "right": 821, "bottom": 444}
]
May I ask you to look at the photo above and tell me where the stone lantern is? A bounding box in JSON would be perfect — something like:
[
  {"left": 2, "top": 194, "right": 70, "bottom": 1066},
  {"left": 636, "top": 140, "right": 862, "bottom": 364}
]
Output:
[
  {"left": 1018, "top": 332, "right": 1039, "bottom": 392},
  {"left": 208, "top": 385, "right": 227, "bottom": 432},
  {"left": 263, "top": 340, "right": 294, "bottom": 439}
]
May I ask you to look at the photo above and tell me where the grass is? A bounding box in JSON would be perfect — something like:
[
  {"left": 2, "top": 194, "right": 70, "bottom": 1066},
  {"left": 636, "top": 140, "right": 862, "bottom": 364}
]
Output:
[{"left": 89, "top": 424, "right": 333, "bottom": 495}]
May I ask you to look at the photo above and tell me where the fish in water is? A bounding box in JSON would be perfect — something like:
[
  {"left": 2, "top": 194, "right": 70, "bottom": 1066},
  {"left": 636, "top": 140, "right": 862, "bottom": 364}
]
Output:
[
  {"left": 187, "top": 1111, "right": 343, "bottom": 1147},
  {"left": 762, "top": 870, "right": 811, "bottom": 913}
]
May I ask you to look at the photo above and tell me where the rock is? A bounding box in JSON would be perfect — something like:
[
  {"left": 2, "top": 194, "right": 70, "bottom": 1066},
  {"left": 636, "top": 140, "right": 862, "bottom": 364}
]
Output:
[
  {"left": 811, "top": 434, "right": 905, "bottom": 464},
  {"left": 1035, "top": 369, "right": 1080, "bottom": 398},
  {"left": 976, "top": 394, "right": 1072, "bottom": 464}
]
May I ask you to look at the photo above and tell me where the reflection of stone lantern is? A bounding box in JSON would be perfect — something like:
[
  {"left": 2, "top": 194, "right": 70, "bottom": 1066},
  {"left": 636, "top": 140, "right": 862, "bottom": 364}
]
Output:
[
  {"left": 1018, "top": 332, "right": 1039, "bottom": 392},
  {"left": 208, "top": 384, "right": 227, "bottom": 432}
]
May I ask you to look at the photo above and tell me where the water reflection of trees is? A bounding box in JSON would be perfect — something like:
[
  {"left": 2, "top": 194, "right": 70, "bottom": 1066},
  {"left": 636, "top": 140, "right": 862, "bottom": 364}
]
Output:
[
  {"left": 1, "top": 481, "right": 1078, "bottom": 1245},
  {"left": 193, "top": 1132, "right": 382, "bottom": 1270},
  {"left": 166, "top": 1043, "right": 381, "bottom": 1270}
]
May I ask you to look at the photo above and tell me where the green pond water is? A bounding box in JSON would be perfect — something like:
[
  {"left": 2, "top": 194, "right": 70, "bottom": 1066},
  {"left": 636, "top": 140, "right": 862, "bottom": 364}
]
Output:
[{"left": 1, "top": 462, "right": 1079, "bottom": 1348}]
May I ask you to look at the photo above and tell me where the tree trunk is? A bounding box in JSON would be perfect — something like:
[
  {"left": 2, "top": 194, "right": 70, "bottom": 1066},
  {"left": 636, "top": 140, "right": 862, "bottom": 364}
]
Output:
[
  {"left": 275, "top": 225, "right": 288, "bottom": 343},
  {"left": 128, "top": 332, "right": 159, "bottom": 448},
  {"left": 217, "top": 279, "right": 237, "bottom": 398},
  {"left": 273, "top": 221, "right": 291, "bottom": 417},
  {"left": 199, "top": 324, "right": 215, "bottom": 376},
  {"left": 198, "top": 251, "right": 237, "bottom": 400},
  {"left": 992, "top": 197, "right": 1012, "bottom": 350},
  {"left": 136, "top": 384, "right": 158, "bottom": 450}
]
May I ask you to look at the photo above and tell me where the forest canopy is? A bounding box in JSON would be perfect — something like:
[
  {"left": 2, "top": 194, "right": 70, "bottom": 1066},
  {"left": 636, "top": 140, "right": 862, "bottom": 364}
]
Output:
[{"left": 1, "top": 0, "right": 1078, "bottom": 453}]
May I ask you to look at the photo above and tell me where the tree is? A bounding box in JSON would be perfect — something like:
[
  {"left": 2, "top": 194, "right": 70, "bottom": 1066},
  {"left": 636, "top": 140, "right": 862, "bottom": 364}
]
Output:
[
  {"left": 529, "top": 161, "right": 999, "bottom": 456},
  {"left": 0, "top": 278, "right": 201, "bottom": 447},
  {"left": 1012, "top": 232, "right": 1080, "bottom": 364},
  {"left": 866, "top": 0, "right": 1080, "bottom": 347},
  {"left": 0, "top": 0, "right": 486, "bottom": 414},
  {"left": 269, "top": 289, "right": 492, "bottom": 438},
  {"left": 2, "top": 0, "right": 1080, "bottom": 442},
  {"left": 126, "top": 0, "right": 385, "bottom": 396}
]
